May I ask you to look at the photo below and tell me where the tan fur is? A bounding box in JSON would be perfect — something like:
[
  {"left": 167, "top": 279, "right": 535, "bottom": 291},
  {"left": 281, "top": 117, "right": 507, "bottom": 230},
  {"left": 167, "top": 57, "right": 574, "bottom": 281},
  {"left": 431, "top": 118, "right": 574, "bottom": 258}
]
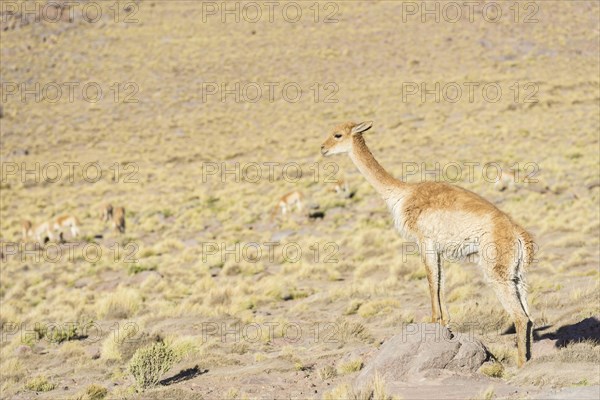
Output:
[
  {"left": 33, "top": 221, "right": 55, "bottom": 243},
  {"left": 330, "top": 178, "right": 351, "bottom": 198},
  {"left": 52, "top": 215, "right": 80, "bottom": 239},
  {"left": 100, "top": 203, "right": 114, "bottom": 222},
  {"left": 495, "top": 169, "right": 517, "bottom": 192},
  {"left": 112, "top": 207, "right": 126, "bottom": 233},
  {"left": 321, "top": 121, "right": 534, "bottom": 367},
  {"left": 21, "top": 220, "right": 33, "bottom": 242},
  {"left": 270, "top": 191, "right": 304, "bottom": 221}
]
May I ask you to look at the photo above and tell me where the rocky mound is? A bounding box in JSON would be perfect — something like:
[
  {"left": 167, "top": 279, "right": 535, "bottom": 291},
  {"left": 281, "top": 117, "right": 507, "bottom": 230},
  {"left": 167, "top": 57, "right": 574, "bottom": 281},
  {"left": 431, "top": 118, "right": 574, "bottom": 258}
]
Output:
[{"left": 356, "top": 323, "right": 490, "bottom": 389}]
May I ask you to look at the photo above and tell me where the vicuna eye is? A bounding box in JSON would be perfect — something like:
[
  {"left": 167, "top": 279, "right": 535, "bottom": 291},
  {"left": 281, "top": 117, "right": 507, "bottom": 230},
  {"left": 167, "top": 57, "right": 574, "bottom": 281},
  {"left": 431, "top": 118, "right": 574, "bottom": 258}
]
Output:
[{"left": 334, "top": 134, "right": 342, "bottom": 139}]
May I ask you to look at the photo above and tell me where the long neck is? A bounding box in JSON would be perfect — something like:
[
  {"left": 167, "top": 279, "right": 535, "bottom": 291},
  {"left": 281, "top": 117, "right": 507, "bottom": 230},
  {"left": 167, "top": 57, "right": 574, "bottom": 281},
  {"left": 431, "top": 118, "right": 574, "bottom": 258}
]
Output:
[{"left": 349, "top": 135, "right": 403, "bottom": 198}]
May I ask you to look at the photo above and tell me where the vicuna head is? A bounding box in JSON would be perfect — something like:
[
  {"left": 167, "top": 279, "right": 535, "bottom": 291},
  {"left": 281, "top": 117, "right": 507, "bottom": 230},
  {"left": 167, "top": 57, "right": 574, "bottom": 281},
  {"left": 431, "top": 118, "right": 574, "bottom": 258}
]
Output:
[{"left": 321, "top": 121, "right": 373, "bottom": 156}]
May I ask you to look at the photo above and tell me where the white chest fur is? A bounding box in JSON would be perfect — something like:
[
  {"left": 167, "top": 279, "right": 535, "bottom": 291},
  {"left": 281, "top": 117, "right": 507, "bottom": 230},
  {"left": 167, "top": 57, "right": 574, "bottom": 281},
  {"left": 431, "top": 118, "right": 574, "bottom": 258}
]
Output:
[{"left": 385, "top": 195, "right": 413, "bottom": 241}]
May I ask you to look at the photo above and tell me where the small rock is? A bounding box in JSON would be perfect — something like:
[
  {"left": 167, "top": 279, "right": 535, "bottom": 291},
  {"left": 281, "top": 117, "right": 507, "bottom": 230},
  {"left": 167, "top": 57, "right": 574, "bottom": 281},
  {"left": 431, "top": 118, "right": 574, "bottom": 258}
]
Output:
[{"left": 14, "top": 345, "right": 32, "bottom": 356}]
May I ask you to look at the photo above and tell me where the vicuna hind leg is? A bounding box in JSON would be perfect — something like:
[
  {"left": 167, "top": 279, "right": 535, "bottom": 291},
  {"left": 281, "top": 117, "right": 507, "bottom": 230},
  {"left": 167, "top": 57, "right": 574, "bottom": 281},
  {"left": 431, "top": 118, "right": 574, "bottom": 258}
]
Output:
[{"left": 490, "top": 271, "right": 532, "bottom": 367}]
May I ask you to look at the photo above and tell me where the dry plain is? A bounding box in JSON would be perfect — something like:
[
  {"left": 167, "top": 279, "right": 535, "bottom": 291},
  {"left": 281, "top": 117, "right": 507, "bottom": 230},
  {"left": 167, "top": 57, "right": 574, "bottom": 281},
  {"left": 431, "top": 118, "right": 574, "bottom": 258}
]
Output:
[{"left": 0, "top": 1, "right": 599, "bottom": 399}]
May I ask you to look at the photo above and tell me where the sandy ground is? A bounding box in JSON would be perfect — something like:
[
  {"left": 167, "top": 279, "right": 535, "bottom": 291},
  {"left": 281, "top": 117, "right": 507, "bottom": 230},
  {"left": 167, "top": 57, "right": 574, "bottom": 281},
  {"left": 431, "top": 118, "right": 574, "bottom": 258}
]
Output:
[{"left": 1, "top": 1, "right": 599, "bottom": 399}]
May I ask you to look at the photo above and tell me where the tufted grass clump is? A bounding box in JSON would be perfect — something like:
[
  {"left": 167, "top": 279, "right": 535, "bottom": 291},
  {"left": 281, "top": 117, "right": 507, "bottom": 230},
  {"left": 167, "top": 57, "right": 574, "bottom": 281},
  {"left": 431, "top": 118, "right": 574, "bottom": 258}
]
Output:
[
  {"left": 318, "top": 365, "right": 337, "bottom": 380},
  {"left": 128, "top": 342, "right": 177, "bottom": 390},
  {"left": 25, "top": 376, "right": 56, "bottom": 392},
  {"left": 76, "top": 384, "right": 108, "bottom": 400},
  {"left": 479, "top": 361, "right": 505, "bottom": 378},
  {"left": 338, "top": 358, "right": 364, "bottom": 375}
]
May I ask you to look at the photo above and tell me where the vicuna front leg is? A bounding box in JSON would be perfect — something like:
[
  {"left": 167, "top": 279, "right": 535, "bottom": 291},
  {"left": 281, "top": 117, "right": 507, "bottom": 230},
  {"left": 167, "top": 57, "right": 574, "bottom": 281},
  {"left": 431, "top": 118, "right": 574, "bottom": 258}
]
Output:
[{"left": 421, "top": 247, "right": 450, "bottom": 326}]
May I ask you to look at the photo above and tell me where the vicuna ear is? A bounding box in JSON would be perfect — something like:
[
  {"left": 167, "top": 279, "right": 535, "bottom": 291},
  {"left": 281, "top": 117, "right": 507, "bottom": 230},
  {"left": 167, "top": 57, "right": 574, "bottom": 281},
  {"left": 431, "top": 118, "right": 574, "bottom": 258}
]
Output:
[{"left": 351, "top": 121, "right": 373, "bottom": 135}]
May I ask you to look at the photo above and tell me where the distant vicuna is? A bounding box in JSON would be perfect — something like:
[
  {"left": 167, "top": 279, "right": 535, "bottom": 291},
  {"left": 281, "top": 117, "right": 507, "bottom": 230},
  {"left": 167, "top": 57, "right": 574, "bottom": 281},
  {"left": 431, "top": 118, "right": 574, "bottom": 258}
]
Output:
[
  {"left": 52, "top": 215, "right": 80, "bottom": 240},
  {"left": 270, "top": 191, "right": 304, "bottom": 221},
  {"left": 495, "top": 168, "right": 517, "bottom": 192},
  {"left": 321, "top": 121, "right": 535, "bottom": 367},
  {"left": 26, "top": 220, "right": 55, "bottom": 244},
  {"left": 21, "top": 220, "right": 33, "bottom": 242},
  {"left": 22, "top": 219, "right": 60, "bottom": 244},
  {"left": 100, "top": 203, "right": 114, "bottom": 223},
  {"left": 330, "top": 178, "right": 351, "bottom": 198},
  {"left": 112, "top": 206, "right": 126, "bottom": 233},
  {"left": 100, "top": 203, "right": 125, "bottom": 233}
]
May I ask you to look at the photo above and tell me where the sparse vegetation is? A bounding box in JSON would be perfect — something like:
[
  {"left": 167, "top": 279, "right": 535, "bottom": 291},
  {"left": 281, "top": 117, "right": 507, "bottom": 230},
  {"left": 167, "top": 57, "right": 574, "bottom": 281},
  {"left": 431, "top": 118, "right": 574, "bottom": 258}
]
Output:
[
  {"left": 25, "top": 376, "right": 56, "bottom": 392},
  {"left": 323, "top": 373, "right": 396, "bottom": 400},
  {"left": 537, "top": 340, "right": 600, "bottom": 363},
  {"left": 75, "top": 384, "right": 108, "bottom": 400},
  {"left": 338, "top": 358, "right": 364, "bottom": 374},
  {"left": 1, "top": 1, "right": 598, "bottom": 398},
  {"left": 318, "top": 365, "right": 337, "bottom": 380},
  {"left": 128, "top": 342, "right": 177, "bottom": 390},
  {"left": 479, "top": 362, "right": 505, "bottom": 378}
]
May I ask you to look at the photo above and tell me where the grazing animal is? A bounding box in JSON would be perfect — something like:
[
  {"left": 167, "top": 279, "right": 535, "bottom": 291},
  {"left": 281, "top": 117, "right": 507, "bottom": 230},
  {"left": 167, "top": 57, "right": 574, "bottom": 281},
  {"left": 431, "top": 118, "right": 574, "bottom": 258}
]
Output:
[
  {"left": 494, "top": 168, "right": 517, "bottom": 192},
  {"left": 53, "top": 215, "right": 80, "bottom": 239},
  {"left": 330, "top": 178, "right": 351, "bottom": 198},
  {"left": 321, "top": 121, "right": 535, "bottom": 367},
  {"left": 270, "top": 191, "right": 305, "bottom": 221},
  {"left": 33, "top": 221, "right": 55, "bottom": 243},
  {"left": 112, "top": 207, "right": 126, "bottom": 233},
  {"left": 21, "top": 220, "right": 33, "bottom": 241},
  {"left": 100, "top": 203, "right": 114, "bottom": 223}
]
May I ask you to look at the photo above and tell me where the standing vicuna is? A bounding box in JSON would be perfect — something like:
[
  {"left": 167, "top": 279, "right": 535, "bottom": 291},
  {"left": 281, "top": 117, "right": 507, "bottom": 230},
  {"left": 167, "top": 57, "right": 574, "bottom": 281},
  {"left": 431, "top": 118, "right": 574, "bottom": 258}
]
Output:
[
  {"left": 270, "top": 191, "right": 305, "bottom": 222},
  {"left": 321, "top": 121, "right": 535, "bottom": 367},
  {"left": 112, "top": 206, "right": 126, "bottom": 233},
  {"left": 21, "top": 220, "right": 33, "bottom": 242},
  {"left": 100, "top": 203, "right": 114, "bottom": 223},
  {"left": 52, "top": 215, "right": 81, "bottom": 240}
]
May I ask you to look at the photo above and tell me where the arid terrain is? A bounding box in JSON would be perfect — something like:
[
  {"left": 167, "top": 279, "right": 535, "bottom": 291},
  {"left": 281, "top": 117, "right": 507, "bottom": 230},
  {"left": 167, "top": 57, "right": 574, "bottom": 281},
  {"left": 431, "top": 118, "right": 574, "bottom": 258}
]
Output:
[{"left": 0, "top": 1, "right": 599, "bottom": 399}]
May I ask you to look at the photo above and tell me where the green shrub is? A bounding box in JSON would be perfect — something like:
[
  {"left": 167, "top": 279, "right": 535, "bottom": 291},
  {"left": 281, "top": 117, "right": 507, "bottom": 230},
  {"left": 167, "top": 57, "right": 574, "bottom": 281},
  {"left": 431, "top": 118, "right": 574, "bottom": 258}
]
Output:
[
  {"left": 25, "top": 376, "right": 56, "bottom": 392},
  {"left": 479, "top": 362, "right": 504, "bottom": 378},
  {"left": 128, "top": 342, "right": 177, "bottom": 390}
]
